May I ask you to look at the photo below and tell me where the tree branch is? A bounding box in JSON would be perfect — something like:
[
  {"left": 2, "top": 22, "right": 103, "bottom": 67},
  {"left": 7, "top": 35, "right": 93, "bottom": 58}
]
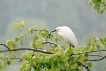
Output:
[
  {"left": 0, "top": 48, "right": 54, "bottom": 54},
  {"left": 78, "top": 61, "right": 91, "bottom": 71}
]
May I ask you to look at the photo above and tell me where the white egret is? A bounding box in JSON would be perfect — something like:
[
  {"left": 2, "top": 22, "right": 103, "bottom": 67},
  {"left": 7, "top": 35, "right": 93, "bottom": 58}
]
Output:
[{"left": 51, "top": 26, "right": 78, "bottom": 47}]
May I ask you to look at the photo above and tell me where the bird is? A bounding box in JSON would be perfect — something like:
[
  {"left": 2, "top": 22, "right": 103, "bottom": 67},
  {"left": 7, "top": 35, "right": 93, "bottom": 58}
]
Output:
[{"left": 51, "top": 26, "right": 78, "bottom": 47}]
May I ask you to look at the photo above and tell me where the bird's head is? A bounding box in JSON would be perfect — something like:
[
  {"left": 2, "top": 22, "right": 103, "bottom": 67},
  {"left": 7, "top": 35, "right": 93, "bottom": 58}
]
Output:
[
  {"left": 56, "top": 27, "right": 63, "bottom": 32},
  {"left": 50, "top": 27, "right": 63, "bottom": 33},
  {"left": 50, "top": 27, "right": 64, "bottom": 39}
]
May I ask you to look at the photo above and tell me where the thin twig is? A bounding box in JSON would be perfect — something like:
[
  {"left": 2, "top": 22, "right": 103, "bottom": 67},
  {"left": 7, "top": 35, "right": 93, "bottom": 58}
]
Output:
[
  {"left": 94, "top": 38, "right": 101, "bottom": 55},
  {"left": 0, "top": 57, "right": 22, "bottom": 62},
  {"left": 44, "top": 31, "right": 50, "bottom": 41},
  {"left": 0, "top": 43, "right": 11, "bottom": 50},
  {"left": 43, "top": 41, "right": 61, "bottom": 48},
  {"left": 89, "top": 54, "right": 103, "bottom": 57},
  {"left": 34, "top": 29, "right": 46, "bottom": 31},
  {"left": 71, "top": 49, "right": 106, "bottom": 56},
  {"left": 97, "top": 46, "right": 101, "bottom": 55},
  {"left": 87, "top": 55, "right": 106, "bottom": 61}
]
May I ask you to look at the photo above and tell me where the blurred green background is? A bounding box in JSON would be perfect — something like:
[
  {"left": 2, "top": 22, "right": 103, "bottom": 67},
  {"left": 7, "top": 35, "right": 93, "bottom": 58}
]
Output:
[{"left": 0, "top": 0, "right": 106, "bottom": 71}]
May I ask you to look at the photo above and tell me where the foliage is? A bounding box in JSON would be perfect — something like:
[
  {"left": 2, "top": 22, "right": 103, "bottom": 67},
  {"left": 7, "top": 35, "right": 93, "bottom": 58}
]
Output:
[
  {"left": 0, "top": 21, "right": 106, "bottom": 71},
  {"left": 89, "top": 0, "right": 106, "bottom": 15}
]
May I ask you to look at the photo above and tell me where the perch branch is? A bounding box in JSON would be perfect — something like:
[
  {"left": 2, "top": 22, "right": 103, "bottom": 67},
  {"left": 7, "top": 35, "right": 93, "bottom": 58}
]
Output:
[
  {"left": 0, "top": 48, "right": 54, "bottom": 54},
  {"left": 43, "top": 41, "right": 61, "bottom": 48}
]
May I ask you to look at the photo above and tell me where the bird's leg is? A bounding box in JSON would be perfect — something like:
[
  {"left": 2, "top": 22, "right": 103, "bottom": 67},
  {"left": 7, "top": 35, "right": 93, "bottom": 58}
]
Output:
[{"left": 69, "top": 45, "right": 74, "bottom": 48}]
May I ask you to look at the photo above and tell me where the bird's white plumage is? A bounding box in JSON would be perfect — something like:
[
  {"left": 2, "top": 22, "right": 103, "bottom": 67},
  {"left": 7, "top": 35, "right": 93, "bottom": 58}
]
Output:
[{"left": 56, "top": 26, "right": 78, "bottom": 47}]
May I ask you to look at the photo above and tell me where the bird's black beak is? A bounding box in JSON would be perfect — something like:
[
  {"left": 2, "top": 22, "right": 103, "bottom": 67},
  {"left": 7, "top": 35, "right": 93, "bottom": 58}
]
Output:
[
  {"left": 51, "top": 30, "right": 57, "bottom": 32},
  {"left": 50, "top": 29, "right": 57, "bottom": 33}
]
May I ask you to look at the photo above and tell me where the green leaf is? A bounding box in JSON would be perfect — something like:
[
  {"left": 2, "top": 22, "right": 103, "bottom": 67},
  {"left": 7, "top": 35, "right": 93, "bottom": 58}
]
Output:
[
  {"left": 104, "top": 36, "right": 106, "bottom": 42},
  {"left": 103, "top": 6, "right": 106, "bottom": 10},
  {"left": 70, "top": 63, "right": 77, "bottom": 69},
  {"left": 94, "top": 5, "right": 99, "bottom": 10},
  {"left": 61, "top": 44, "right": 67, "bottom": 50},
  {"left": 86, "top": 61, "right": 92, "bottom": 68},
  {"left": 12, "top": 21, "right": 26, "bottom": 29},
  {"left": 56, "top": 36, "right": 62, "bottom": 41},
  {"left": 22, "top": 53, "right": 27, "bottom": 60},
  {"left": 34, "top": 25, "right": 38, "bottom": 29},
  {"left": 89, "top": 0, "right": 92, "bottom": 6},
  {"left": 20, "top": 20, "right": 26, "bottom": 26},
  {"left": 12, "top": 23, "right": 19, "bottom": 28},
  {"left": 38, "top": 41, "right": 42, "bottom": 47},
  {"left": 66, "top": 48, "right": 74, "bottom": 56},
  {"left": 28, "top": 28, "right": 33, "bottom": 34},
  {"left": 10, "top": 59, "right": 15, "bottom": 63},
  {"left": 96, "top": 0, "right": 101, "bottom": 5},
  {"left": 77, "top": 55, "right": 85, "bottom": 63},
  {"left": 0, "top": 54, "right": 4, "bottom": 58},
  {"left": 8, "top": 51, "right": 14, "bottom": 57},
  {"left": 77, "top": 66, "right": 83, "bottom": 71},
  {"left": 100, "top": 38, "right": 104, "bottom": 45},
  {"left": 33, "top": 35, "right": 38, "bottom": 42},
  {"left": 6, "top": 40, "right": 17, "bottom": 48},
  {"left": 76, "top": 47, "right": 84, "bottom": 53},
  {"left": 19, "top": 37, "right": 23, "bottom": 45},
  {"left": 14, "top": 37, "right": 19, "bottom": 42},
  {"left": 7, "top": 60, "right": 11, "bottom": 65},
  {"left": 99, "top": 10, "right": 104, "bottom": 15},
  {"left": 30, "top": 42, "right": 37, "bottom": 48},
  {"left": 101, "top": 0, "right": 104, "bottom": 2},
  {"left": 13, "top": 43, "right": 17, "bottom": 48},
  {"left": 20, "top": 34, "right": 23, "bottom": 38},
  {"left": 6, "top": 40, "right": 12, "bottom": 47},
  {"left": 91, "top": 40, "right": 96, "bottom": 46},
  {"left": 92, "top": 46, "right": 98, "bottom": 50},
  {"left": 14, "top": 50, "right": 19, "bottom": 55},
  {"left": 46, "top": 63, "right": 52, "bottom": 69}
]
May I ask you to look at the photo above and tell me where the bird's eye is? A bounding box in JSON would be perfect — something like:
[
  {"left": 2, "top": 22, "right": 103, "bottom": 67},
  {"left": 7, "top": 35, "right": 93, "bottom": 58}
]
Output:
[{"left": 57, "top": 29, "right": 59, "bottom": 30}]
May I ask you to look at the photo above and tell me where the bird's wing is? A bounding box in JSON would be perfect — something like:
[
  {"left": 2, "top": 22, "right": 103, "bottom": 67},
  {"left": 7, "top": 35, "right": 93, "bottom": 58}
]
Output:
[{"left": 64, "top": 29, "right": 78, "bottom": 47}]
